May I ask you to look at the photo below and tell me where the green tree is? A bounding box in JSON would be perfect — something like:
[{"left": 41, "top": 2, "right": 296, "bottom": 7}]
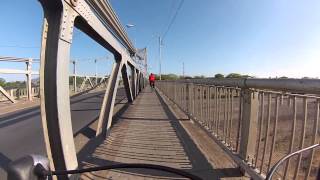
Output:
[
  {"left": 0, "top": 78, "right": 5, "bottom": 87},
  {"left": 226, "top": 73, "right": 252, "bottom": 78},
  {"left": 193, "top": 75, "right": 205, "bottom": 79},
  {"left": 241, "top": 75, "right": 252, "bottom": 78},
  {"left": 4, "top": 81, "right": 26, "bottom": 89},
  {"left": 154, "top": 74, "right": 179, "bottom": 80},
  {"left": 279, "top": 76, "right": 288, "bottom": 79},
  {"left": 214, "top": 73, "right": 224, "bottom": 78},
  {"left": 182, "top": 76, "right": 192, "bottom": 79},
  {"left": 163, "top": 74, "right": 179, "bottom": 80}
]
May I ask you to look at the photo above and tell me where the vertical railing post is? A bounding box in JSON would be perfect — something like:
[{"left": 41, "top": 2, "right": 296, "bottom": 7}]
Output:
[
  {"left": 191, "top": 83, "right": 195, "bottom": 116},
  {"left": 239, "top": 88, "right": 259, "bottom": 164},
  {"left": 10, "top": 89, "right": 14, "bottom": 98},
  {"left": 186, "top": 83, "right": 190, "bottom": 114},
  {"left": 26, "top": 58, "right": 32, "bottom": 101},
  {"left": 174, "top": 82, "right": 177, "bottom": 102}
]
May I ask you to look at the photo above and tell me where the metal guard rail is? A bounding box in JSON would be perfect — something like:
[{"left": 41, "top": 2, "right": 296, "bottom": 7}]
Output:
[
  {"left": 156, "top": 79, "right": 320, "bottom": 179},
  {"left": 187, "top": 78, "right": 320, "bottom": 94}
]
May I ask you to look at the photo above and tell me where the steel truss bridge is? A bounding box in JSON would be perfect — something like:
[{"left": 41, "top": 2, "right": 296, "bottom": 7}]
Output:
[{"left": 1, "top": 0, "right": 319, "bottom": 180}]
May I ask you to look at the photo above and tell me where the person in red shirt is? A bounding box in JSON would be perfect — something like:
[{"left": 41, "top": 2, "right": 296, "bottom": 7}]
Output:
[{"left": 149, "top": 73, "right": 156, "bottom": 88}]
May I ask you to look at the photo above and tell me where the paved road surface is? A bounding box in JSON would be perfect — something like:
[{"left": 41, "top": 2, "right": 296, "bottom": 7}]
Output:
[{"left": 0, "top": 88, "right": 126, "bottom": 179}]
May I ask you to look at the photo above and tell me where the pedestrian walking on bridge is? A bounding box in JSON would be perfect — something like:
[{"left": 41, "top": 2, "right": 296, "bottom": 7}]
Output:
[{"left": 149, "top": 73, "right": 155, "bottom": 88}]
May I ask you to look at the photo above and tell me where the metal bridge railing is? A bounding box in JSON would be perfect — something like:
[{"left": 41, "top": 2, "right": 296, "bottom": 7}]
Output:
[
  {"left": 0, "top": 87, "right": 40, "bottom": 101},
  {"left": 0, "top": 57, "right": 109, "bottom": 103},
  {"left": 156, "top": 79, "right": 320, "bottom": 180}
]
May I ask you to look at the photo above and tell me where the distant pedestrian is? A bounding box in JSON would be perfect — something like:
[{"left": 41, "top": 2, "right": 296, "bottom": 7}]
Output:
[{"left": 149, "top": 73, "right": 155, "bottom": 88}]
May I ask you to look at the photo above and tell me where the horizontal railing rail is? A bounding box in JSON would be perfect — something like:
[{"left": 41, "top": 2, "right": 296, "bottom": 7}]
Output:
[
  {"left": 189, "top": 78, "right": 320, "bottom": 94},
  {"left": 156, "top": 79, "right": 320, "bottom": 180}
]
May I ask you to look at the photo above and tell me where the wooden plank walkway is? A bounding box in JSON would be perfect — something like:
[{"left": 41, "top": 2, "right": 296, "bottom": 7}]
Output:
[{"left": 79, "top": 87, "right": 244, "bottom": 180}]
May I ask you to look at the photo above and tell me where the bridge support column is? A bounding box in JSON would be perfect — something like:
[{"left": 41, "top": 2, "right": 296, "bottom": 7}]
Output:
[
  {"left": 0, "top": 86, "right": 16, "bottom": 103},
  {"left": 121, "top": 63, "right": 133, "bottom": 102},
  {"left": 130, "top": 66, "right": 136, "bottom": 99},
  {"left": 239, "top": 88, "right": 259, "bottom": 165},
  {"left": 96, "top": 61, "right": 122, "bottom": 136},
  {"left": 88, "top": 77, "right": 94, "bottom": 88},
  {"left": 138, "top": 72, "right": 142, "bottom": 92},
  {"left": 39, "top": 1, "right": 79, "bottom": 179},
  {"left": 136, "top": 70, "right": 140, "bottom": 95},
  {"left": 38, "top": 0, "right": 147, "bottom": 178},
  {"left": 80, "top": 77, "right": 89, "bottom": 91}
]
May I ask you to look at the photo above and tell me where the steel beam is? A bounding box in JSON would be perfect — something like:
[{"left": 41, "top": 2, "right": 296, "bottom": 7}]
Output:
[
  {"left": 88, "top": 77, "right": 94, "bottom": 88},
  {"left": 129, "top": 65, "right": 136, "bottom": 99},
  {"left": 139, "top": 72, "right": 143, "bottom": 91},
  {"left": 96, "top": 61, "right": 122, "bottom": 136},
  {"left": 121, "top": 63, "right": 133, "bottom": 102},
  {"left": 0, "top": 69, "right": 39, "bottom": 75},
  {"left": 38, "top": 0, "right": 146, "bottom": 177},
  {"left": 69, "top": 74, "right": 107, "bottom": 79},
  {"left": 0, "top": 86, "right": 16, "bottom": 103},
  {"left": 0, "top": 56, "right": 38, "bottom": 62},
  {"left": 39, "top": 1, "right": 78, "bottom": 178},
  {"left": 136, "top": 70, "right": 141, "bottom": 95},
  {"left": 86, "top": 0, "right": 135, "bottom": 54},
  {"left": 135, "top": 69, "right": 139, "bottom": 97},
  {"left": 79, "top": 77, "right": 88, "bottom": 91}
]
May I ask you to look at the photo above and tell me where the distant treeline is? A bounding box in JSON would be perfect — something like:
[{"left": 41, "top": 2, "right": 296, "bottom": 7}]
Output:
[
  {"left": 152, "top": 73, "right": 253, "bottom": 80},
  {"left": 152, "top": 73, "right": 319, "bottom": 80},
  {"left": 0, "top": 78, "right": 27, "bottom": 89},
  {"left": 0, "top": 78, "right": 39, "bottom": 89}
]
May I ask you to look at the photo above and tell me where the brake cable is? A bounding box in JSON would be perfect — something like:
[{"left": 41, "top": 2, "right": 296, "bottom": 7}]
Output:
[{"left": 34, "top": 163, "right": 203, "bottom": 180}]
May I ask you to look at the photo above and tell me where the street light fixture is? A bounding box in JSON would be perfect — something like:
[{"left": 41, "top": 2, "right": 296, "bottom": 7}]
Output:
[
  {"left": 126, "top": 24, "right": 135, "bottom": 28},
  {"left": 125, "top": 23, "right": 136, "bottom": 47}
]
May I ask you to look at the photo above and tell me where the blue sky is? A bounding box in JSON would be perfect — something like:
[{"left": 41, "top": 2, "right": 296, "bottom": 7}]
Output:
[{"left": 1, "top": 0, "right": 320, "bottom": 81}]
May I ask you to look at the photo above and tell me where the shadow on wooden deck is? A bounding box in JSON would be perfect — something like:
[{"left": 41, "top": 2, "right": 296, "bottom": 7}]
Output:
[{"left": 77, "top": 87, "right": 242, "bottom": 180}]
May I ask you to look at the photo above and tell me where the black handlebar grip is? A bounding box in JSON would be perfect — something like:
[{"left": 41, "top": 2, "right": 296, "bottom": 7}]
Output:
[{"left": 7, "top": 155, "right": 49, "bottom": 180}]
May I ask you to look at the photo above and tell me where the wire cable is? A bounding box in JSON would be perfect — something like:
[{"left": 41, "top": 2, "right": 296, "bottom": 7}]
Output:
[
  {"left": 35, "top": 163, "right": 202, "bottom": 180},
  {"left": 161, "top": 0, "right": 185, "bottom": 40},
  {"left": 145, "top": 0, "right": 185, "bottom": 47}
]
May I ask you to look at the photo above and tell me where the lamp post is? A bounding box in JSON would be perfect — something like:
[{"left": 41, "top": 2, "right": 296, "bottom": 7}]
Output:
[
  {"left": 182, "top": 61, "right": 185, "bottom": 78},
  {"left": 159, "top": 36, "right": 162, "bottom": 80},
  {"left": 72, "top": 60, "right": 77, "bottom": 92},
  {"left": 94, "top": 59, "right": 97, "bottom": 84}
]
